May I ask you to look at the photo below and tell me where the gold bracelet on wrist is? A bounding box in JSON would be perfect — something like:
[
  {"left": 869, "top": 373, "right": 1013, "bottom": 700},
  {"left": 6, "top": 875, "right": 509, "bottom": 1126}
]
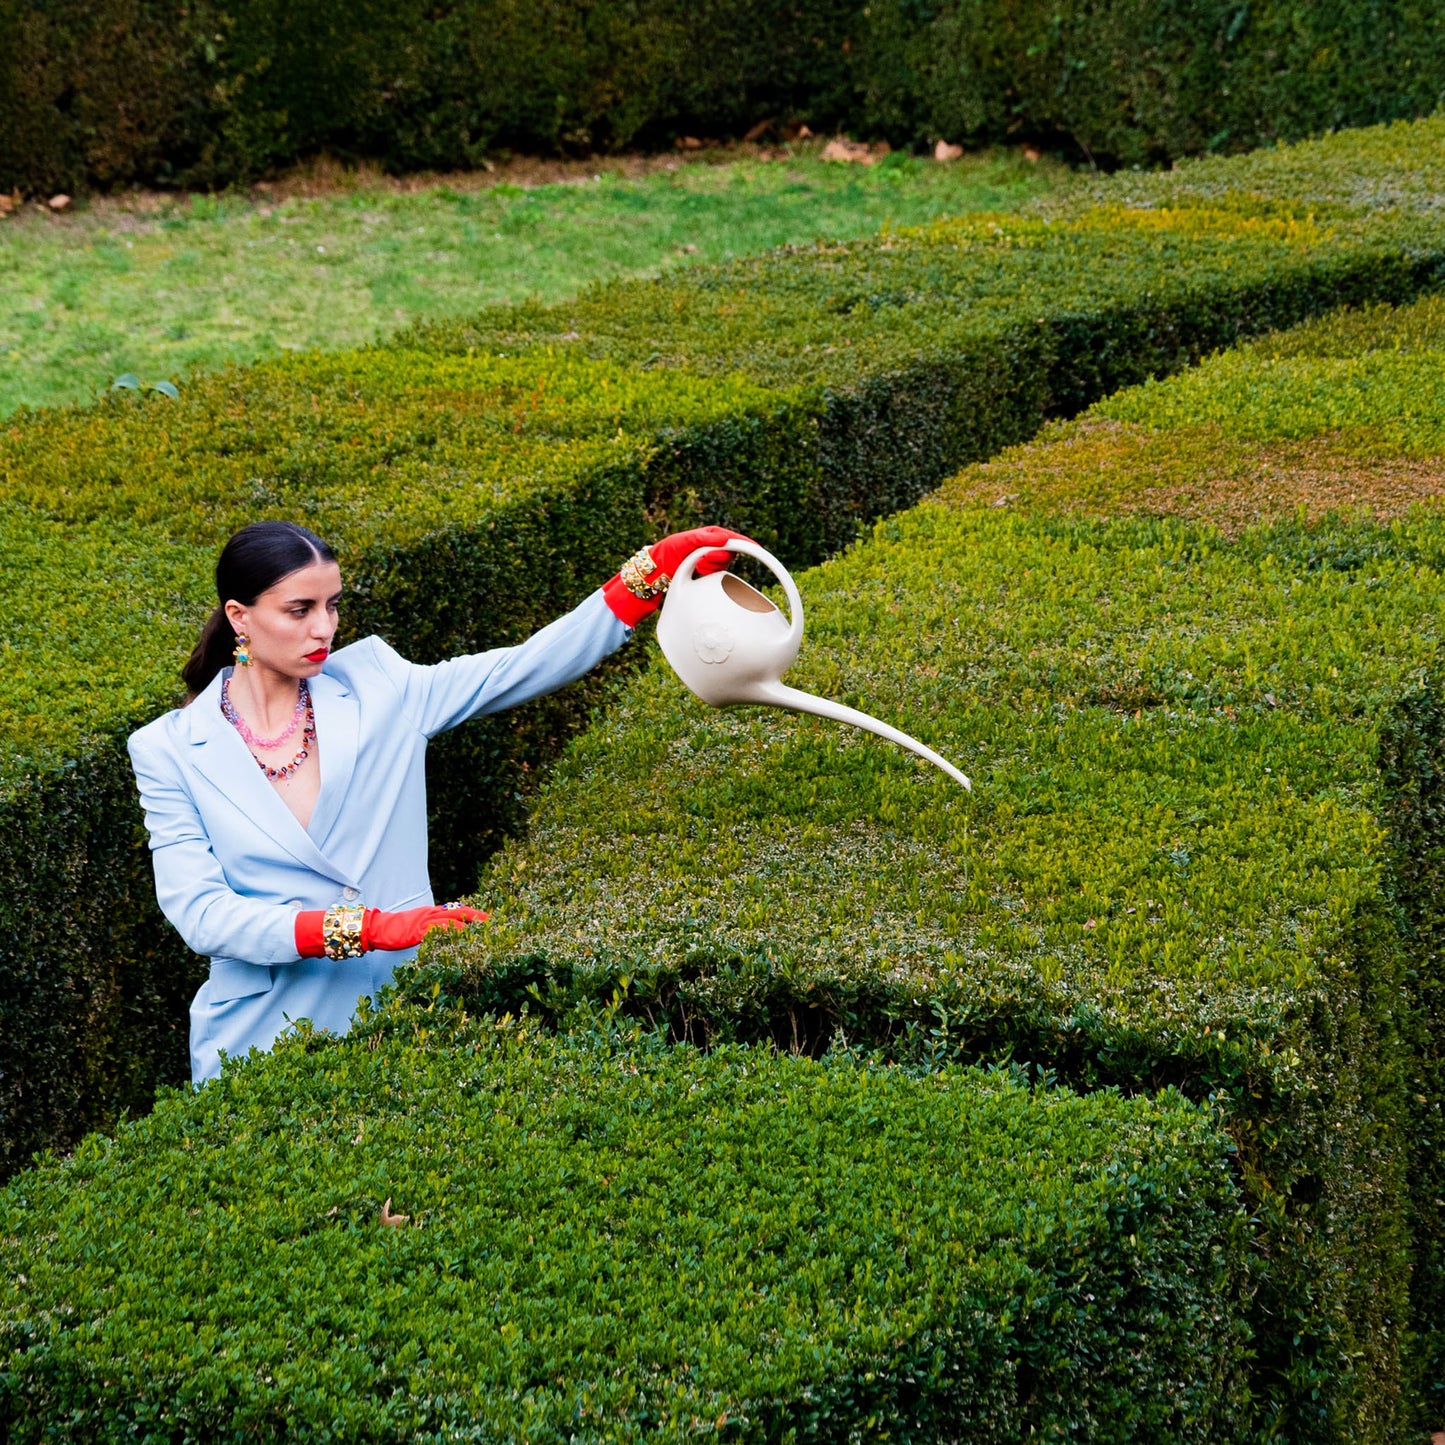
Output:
[
  {"left": 620, "top": 546, "right": 670, "bottom": 600},
  {"left": 322, "top": 903, "right": 366, "bottom": 960}
]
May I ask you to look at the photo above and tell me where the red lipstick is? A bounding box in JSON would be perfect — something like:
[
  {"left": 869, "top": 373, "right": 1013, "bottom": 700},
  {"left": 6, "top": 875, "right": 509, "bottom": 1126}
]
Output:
[{"left": 305, "top": 649, "right": 329, "bottom": 663}]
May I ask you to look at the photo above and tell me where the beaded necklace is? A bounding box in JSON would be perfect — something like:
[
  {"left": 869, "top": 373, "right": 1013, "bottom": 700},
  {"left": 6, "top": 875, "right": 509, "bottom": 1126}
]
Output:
[
  {"left": 222, "top": 676, "right": 307, "bottom": 749},
  {"left": 222, "top": 676, "right": 316, "bottom": 780}
]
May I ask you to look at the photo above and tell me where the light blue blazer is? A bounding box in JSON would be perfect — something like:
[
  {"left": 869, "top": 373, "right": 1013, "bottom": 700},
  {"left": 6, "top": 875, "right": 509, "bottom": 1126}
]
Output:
[{"left": 127, "top": 589, "right": 629, "bottom": 1084}]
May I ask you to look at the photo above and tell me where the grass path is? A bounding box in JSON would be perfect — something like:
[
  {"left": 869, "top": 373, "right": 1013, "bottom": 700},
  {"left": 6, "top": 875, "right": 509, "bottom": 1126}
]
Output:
[{"left": 0, "top": 148, "right": 1060, "bottom": 417}]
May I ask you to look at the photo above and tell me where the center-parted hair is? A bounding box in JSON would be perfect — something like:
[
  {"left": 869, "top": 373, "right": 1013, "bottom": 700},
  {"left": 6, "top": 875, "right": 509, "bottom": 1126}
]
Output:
[{"left": 181, "top": 521, "right": 338, "bottom": 702}]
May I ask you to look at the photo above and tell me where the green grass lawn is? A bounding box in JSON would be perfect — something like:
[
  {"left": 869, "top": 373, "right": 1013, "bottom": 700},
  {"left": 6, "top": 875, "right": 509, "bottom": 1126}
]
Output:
[{"left": 0, "top": 148, "right": 1061, "bottom": 417}]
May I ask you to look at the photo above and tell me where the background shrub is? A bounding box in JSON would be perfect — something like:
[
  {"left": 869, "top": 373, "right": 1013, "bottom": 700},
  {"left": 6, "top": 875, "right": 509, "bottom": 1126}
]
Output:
[
  {"left": 1, "top": 0, "right": 1443, "bottom": 194},
  {"left": 0, "top": 0, "right": 861, "bottom": 196},
  {"left": 860, "top": 0, "right": 1445, "bottom": 166}
]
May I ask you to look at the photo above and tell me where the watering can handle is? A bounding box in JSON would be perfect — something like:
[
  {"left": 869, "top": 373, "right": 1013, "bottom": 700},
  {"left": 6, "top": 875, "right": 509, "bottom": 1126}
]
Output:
[{"left": 670, "top": 538, "right": 805, "bottom": 654}]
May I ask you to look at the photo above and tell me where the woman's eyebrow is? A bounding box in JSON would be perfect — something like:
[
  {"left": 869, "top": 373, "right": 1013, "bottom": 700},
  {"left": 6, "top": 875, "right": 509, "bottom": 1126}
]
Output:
[{"left": 285, "top": 591, "right": 344, "bottom": 605}]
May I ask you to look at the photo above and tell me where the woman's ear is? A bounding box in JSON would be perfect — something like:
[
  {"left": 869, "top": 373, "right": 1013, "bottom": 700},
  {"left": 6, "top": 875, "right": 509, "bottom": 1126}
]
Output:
[{"left": 223, "top": 599, "right": 248, "bottom": 635}]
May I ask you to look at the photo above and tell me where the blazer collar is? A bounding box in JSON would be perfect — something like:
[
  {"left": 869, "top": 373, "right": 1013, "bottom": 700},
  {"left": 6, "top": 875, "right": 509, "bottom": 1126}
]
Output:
[{"left": 185, "top": 666, "right": 360, "bottom": 884}]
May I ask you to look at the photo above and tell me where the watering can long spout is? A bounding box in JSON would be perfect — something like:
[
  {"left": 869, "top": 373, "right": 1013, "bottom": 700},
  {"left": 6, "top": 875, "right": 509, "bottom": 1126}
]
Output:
[
  {"left": 657, "top": 538, "right": 971, "bottom": 792},
  {"left": 755, "top": 680, "right": 973, "bottom": 791}
]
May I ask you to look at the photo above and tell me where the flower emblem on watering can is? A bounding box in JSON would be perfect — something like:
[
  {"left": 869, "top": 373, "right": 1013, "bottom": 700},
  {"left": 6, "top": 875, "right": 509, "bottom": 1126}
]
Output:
[{"left": 692, "top": 621, "right": 736, "bottom": 665}]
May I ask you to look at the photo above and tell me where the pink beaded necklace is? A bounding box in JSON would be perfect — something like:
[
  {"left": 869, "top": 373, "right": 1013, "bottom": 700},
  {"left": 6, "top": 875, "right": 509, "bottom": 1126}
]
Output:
[
  {"left": 221, "top": 676, "right": 316, "bottom": 779},
  {"left": 221, "top": 676, "right": 306, "bottom": 748}
]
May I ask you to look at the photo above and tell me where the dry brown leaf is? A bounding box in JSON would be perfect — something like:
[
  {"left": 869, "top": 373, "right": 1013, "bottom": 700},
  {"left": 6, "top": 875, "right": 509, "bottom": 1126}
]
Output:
[
  {"left": 822, "top": 137, "right": 874, "bottom": 165},
  {"left": 47, "top": 194, "right": 71, "bottom": 212},
  {"left": 934, "top": 140, "right": 964, "bottom": 162},
  {"left": 380, "top": 1197, "right": 409, "bottom": 1227}
]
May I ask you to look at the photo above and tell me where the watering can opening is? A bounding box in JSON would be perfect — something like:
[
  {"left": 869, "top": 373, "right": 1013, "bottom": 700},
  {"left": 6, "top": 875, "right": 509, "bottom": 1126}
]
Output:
[{"left": 721, "top": 573, "right": 780, "bottom": 615}]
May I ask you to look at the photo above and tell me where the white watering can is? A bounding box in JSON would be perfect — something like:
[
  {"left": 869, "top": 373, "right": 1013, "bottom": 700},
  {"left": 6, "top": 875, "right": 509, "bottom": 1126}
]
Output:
[{"left": 655, "top": 538, "right": 971, "bottom": 790}]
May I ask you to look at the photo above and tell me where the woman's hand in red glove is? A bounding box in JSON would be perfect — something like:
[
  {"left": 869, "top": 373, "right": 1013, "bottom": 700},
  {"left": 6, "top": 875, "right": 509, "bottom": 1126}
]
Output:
[
  {"left": 361, "top": 905, "right": 488, "bottom": 951},
  {"left": 295, "top": 903, "right": 489, "bottom": 958},
  {"left": 602, "top": 525, "right": 754, "bottom": 627}
]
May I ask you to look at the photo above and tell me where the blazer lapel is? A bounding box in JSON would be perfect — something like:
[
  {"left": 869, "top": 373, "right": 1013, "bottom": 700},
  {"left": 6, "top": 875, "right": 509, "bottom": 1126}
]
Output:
[
  {"left": 185, "top": 667, "right": 356, "bottom": 885},
  {"left": 304, "top": 670, "right": 359, "bottom": 850}
]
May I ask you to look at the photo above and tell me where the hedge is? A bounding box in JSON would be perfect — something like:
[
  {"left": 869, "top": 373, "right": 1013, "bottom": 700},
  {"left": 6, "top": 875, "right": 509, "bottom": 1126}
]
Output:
[
  {"left": 394, "top": 297, "right": 1445, "bottom": 1437},
  {"left": 3, "top": 0, "right": 1444, "bottom": 194},
  {"left": 859, "top": 0, "right": 1445, "bottom": 168},
  {"left": 0, "top": 0, "right": 862, "bottom": 196},
  {"left": 0, "top": 1022, "right": 1253, "bottom": 1443},
  {"left": 5, "top": 113, "right": 1445, "bottom": 1187}
]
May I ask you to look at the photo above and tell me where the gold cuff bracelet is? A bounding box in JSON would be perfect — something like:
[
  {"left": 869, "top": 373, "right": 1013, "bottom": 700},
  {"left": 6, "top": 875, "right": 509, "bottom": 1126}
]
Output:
[
  {"left": 620, "top": 546, "right": 670, "bottom": 600},
  {"left": 322, "top": 903, "right": 366, "bottom": 960}
]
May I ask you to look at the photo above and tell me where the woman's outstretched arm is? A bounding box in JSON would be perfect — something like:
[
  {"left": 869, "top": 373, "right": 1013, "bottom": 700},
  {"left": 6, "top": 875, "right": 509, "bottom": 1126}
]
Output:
[
  {"left": 362, "top": 589, "right": 629, "bottom": 740},
  {"left": 366, "top": 527, "right": 747, "bottom": 739}
]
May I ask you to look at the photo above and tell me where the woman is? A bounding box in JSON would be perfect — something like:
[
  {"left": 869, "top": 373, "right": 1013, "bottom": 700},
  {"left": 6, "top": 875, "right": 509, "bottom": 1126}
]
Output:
[{"left": 128, "top": 518, "right": 746, "bottom": 1084}]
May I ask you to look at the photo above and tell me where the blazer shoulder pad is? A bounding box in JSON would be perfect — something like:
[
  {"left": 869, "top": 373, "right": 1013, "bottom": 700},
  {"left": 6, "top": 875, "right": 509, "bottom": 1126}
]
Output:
[
  {"left": 127, "top": 706, "right": 184, "bottom": 763},
  {"left": 326, "top": 634, "right": 408, "bottom": 692}
]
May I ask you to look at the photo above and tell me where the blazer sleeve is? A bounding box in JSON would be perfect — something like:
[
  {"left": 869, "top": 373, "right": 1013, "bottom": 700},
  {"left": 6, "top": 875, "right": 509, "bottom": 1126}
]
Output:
[
  {"left": 127, "top": 729, "right": 302, "bottom": 966},
  {"left": 366, "top": 587, "right": 631, "bottom": 739}
]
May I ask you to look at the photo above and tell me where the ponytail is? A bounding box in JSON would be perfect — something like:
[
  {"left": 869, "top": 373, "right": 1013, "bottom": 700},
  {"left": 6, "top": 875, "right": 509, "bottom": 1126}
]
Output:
[
  {"left": 182, "top": 604, "right": 240, "bottom": 703},
  {"left": 180, "top": 521, "right": 337, "bottom": 704}
]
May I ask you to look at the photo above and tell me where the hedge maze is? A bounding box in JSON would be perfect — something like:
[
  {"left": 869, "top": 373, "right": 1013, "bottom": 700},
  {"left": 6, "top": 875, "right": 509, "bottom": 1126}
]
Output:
[{"left": 3, "top": 117, "right": 1445, "bottom": 1440}]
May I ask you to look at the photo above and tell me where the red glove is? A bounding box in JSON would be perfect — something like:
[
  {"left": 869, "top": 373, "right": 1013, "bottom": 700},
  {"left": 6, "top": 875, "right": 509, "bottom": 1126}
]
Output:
[
  {"left": 295, "top": 904, "right": 489, "bottom": 958},
  {"left": 602, "top": 526, "right": 753, "bottom": 627}
]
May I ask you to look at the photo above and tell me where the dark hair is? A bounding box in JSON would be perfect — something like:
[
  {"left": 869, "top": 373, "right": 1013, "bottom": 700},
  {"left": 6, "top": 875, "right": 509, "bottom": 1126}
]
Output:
[{"left": 182, "top": 521, "right": 338, "bottom": 702}]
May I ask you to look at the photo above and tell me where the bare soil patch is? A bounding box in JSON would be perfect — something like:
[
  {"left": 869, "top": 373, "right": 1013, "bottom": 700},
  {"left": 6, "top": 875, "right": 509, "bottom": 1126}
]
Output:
[{"left": 947, "top": 417, "right": 1445, "bottom": 535}]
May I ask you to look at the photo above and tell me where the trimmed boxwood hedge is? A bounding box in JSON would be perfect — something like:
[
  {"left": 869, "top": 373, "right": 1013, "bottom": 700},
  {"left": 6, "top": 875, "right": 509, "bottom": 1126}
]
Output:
[
  {"left": 3, "top": 0, "right": 1443, "bottom": 193},
  {"left": 0, "top": 1021, "right": 1253, "bottom": 1443},
  {"left": 5, "top": 114, "right": 1445, "bottom": 1187},
  {"left": 395, "top": 297, "right": 1445, "bottom": 1437}
]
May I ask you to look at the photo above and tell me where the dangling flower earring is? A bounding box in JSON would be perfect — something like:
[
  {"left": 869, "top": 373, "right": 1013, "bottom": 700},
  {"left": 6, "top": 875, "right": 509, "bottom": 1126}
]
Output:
[{"left": 234, "top": 630, "right": 253, "bottom": 668}]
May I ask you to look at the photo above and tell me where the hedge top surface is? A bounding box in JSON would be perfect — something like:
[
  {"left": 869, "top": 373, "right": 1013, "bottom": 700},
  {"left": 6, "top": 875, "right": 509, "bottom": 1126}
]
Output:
[
  {"left": 0, "top": 1025, "right": 1246, "bottom": 1443},
  {"left": 422, "top": 298, "right": 1445, "bottom": 1087},
  {"left": 1096, "top": 297, "right": 1445, "bottom": 450},
  {"left": 0, "top": 348, "right": 784, "bottom": 540},
  {"left": 1087, "top": 112, "right": 1445, "bottom": 219},
  {"left": 953, "top": 296, "right": 1445, "bottom": 531},
  {"left": 399, "top": 114, "right": 1445, "bottom": 386},
  {"left": 433, "top": 506, "right": 1432, "bottom": 994},
  {"left": 396, "top": 202, "right": 1364, "bottom": 387}
]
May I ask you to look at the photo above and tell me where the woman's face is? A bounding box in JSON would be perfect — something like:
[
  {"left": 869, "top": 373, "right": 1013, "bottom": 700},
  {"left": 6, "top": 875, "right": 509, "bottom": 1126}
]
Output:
[{"left": 225, "top": 560, "right": 343, "bottom": 680}]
